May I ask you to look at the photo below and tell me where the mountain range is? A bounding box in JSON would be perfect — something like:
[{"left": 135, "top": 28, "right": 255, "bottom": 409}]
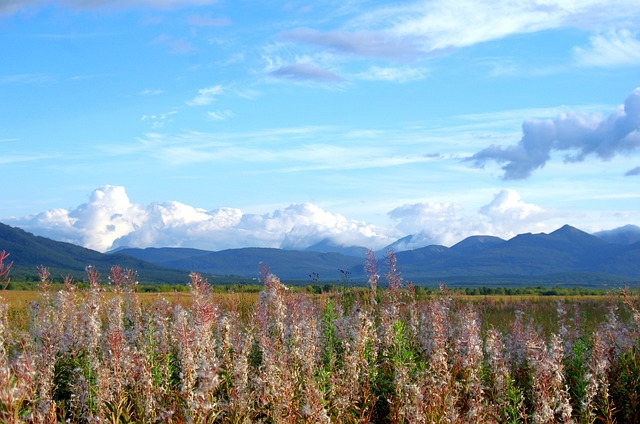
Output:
[
  {"left": 0, "top": 223, "right": 198, "bottom": 284},
  {"left": 1, "top": 222, "right": 640, "bottom": 287}
]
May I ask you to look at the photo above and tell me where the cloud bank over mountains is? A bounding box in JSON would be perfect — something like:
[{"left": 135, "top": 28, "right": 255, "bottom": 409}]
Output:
[{"left": 6, "top": 185, "right": 576, "bottom": 253}]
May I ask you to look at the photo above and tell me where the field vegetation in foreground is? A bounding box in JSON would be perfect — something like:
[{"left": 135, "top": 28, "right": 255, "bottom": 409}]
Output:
[{"left": 0, "top": 250, "right": 639, "bottom": 423}]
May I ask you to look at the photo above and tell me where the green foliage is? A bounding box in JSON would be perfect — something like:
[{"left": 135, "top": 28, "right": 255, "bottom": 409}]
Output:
[
  {"left": 611, "top": 347, "right": 640, "bottom": 423},
  {"left": 503, "top": 376, "right": 526, "bottom": 424},
  {"left": 565, "top": 337, "right": 592, "bottom": 420}
]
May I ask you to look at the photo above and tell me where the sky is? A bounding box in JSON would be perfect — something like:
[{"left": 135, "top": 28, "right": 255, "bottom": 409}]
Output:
[{"left": 1, "top": 0, "right": 639, "bottom": 253}]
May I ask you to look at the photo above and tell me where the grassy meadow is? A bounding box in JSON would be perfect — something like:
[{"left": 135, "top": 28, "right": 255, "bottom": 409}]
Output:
[{"left": 0, "top": 252, "right": 639, "bottom": 423}]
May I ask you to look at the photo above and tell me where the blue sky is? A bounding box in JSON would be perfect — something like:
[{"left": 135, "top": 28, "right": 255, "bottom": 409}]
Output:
[{"left": 1, "top": 0, "right": 639, "bottom": 252}]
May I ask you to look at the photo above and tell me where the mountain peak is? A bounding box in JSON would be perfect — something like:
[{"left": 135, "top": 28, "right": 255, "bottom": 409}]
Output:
[
  {"left": 550, "top": 225, "right": 599, "bottom": 240},
  {"left": 450, "top": 235, "right": 506, "bottom": 254},
  {"left": 550, "top": 224, "right": 582, "bottom": 235}
]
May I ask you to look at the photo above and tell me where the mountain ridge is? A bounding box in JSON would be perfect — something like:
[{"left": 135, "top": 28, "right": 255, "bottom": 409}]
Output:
[
  {"left": 116, "top": 224, "right": 640, "bottom": 285},
  {"left": 2, "top": 222, "right": 640, "bottom": 286}
]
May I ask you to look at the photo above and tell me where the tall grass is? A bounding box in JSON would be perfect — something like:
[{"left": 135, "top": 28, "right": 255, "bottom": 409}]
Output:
[{"left": 0, "top": 251, "right": 638, "bottom": 423}]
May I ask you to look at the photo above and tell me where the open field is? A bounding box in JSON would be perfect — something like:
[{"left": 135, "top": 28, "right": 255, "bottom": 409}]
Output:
[{"left": 0, "top": 261, "right": 639, "bottom": 423}]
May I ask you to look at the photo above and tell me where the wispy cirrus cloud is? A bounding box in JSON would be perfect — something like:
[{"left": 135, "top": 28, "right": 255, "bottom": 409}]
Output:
[
  {"left": 280, "top": 27, "right": 420, "bottom": 60},
  {"left": 268, "top": 63, "right": 344, "bottom": 84},
  {"left": 206, "top": 110, "right": 234, "bottom": 121},
  {"left": 187, "top": 15, "right": 231, "bottom": 27},
  {"left": 0, "top": 154, "right": 60, "bottom": 165},
  {"left": 152, "top": 34, "right": 196, "bottom": 54},
  {"left": 186, "top": 85, "right": 224, "bottom": 106},
  {"left": 356, "top": 65, "right": 427, "bottom": 83},
  {"left": 102, "top": 125, "right": 437, "bottom": 170},
  {"left": 279, "top": 0, "right": 640, "bottom": 62},
  {"left": 141, "top": 110, "right": 177, "bottom": 129},
  {"left": 0, "top": 73, "right": 55, "bottom": 85},
  {"left": 573, "top": 29, "right": 640, "bottom": 68},
  {"left": 139, "top": 89, "right": 164, "bottom": 96}
]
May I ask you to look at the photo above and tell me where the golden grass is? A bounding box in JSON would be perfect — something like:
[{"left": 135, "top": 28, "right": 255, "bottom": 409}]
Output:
[{"left": 0, "top": 288, "right": 619, "bottom": 336}]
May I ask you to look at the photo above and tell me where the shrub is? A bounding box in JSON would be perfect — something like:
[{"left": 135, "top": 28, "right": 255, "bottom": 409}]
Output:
[{"left": 0, "top": 251, "right": 639, "bottom": 422}]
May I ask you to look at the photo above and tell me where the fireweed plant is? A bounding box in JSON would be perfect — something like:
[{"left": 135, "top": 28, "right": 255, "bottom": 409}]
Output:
[{"left": 0, "top": 250, "right": 638, "bottom": 423}]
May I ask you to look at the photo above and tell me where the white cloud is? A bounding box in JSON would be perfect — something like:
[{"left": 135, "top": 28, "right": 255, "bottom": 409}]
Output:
[
  {"left": 139, "top": 89, "right": 163, "bottom": 96},
  {"left": 186, "top": 85, "right": 224, "bottom": 106},
  {"left": 467, "top": 87, "right": 640, "bottom": 179},
  {"left": 141, "top": 110, "right": 176, "bottom": 128},
  {"left": 389, "top": 201, "right": 463, "bottom": 234},
  {"left": 206, "top": 110, "right": 234, "bottom": 121},
  {"left": 388, "top": 201, "right": 482, "bottom": 248},
  {"left": 384, "top": 0, "right": 623, "bottom": 51},
  {"left": 10, "top": 185, "right": 146, "bottom": 252},
  {"left": 5, "top": 186, "right": 618, "bottom": 254},
  {"left": 268, "top": 63, "right": 344, "bottom": 84},
  {"left": 478, "top": 189, "right": 550, "bottom": 237},
  {"left": 573, "top": 29, "right": 640, "bottom": 67},
  {"left": 8, "top": 186, "right": 392, "bottom": 252},
  {"left": 280, "top": 0, "right": 640, "bottom": 60},
  {"left": 280, "top": 28, "right": 420, "bottom": 60},
  {"left": 356, "top": 66, "right": 427, "bottom": 83},
  {"left": 387, "top": 189, "right": 554, "bottom": 249},
  {"left": 117, "top": 127, "right": 433, "bottom": 170}
]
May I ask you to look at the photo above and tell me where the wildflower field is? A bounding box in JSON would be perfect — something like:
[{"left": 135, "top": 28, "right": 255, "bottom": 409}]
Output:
[{"left": 0, "top": 251, "right": 639, "bottom": 423}]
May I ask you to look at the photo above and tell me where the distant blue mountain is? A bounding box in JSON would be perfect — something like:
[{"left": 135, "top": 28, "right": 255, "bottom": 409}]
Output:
[
  {"left": 2, "top": 221, "right": 639, "bottom": 286},
  {"left": 594, "top": 224, "right": 640, "bottom": 245},
  {"left": 301, "top": 238, "right": 370, "bottom": 257},
  {"left": 115, "top": 225, "right": 640, "bottom": 286},
  {"left": 0, "top": 223, "right": 192, "bottom": 284},
  {"left": 450, "top": 235, "right": 506, "bottom": 254}
]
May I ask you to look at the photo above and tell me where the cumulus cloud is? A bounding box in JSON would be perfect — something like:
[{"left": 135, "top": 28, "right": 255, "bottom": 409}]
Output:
[
  {"left": 467, "top": 87, "right": 640, "bottom": 179},
  {"left": 279, "top": 204, "right": 392, "bottom": 250},
  {"left": 388, "top": 201, "right": 494, "bottom": 248},
  {"left": 387, "top": 189, "right": 552, "bottom": 250},
  {"left": 573, "top": 29, "right": 640, "bottom": 68},
  {"left": 9, "top": 185, "right": 146, "bottom": 252},
  {"left": 117, "top": 201, "right": 393, "bottom": 252},
  {"left": 4, "top": 186, "right": 598, "bottom": 254},
  {"left": 389, "top": 201, "right": 464, "bottom": 234},
  {"left": 8, "top": 186, "right": 392, "bottom": 252},
  {"left": 478, "top": 189, "right": 550, "bottom": 236}
]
